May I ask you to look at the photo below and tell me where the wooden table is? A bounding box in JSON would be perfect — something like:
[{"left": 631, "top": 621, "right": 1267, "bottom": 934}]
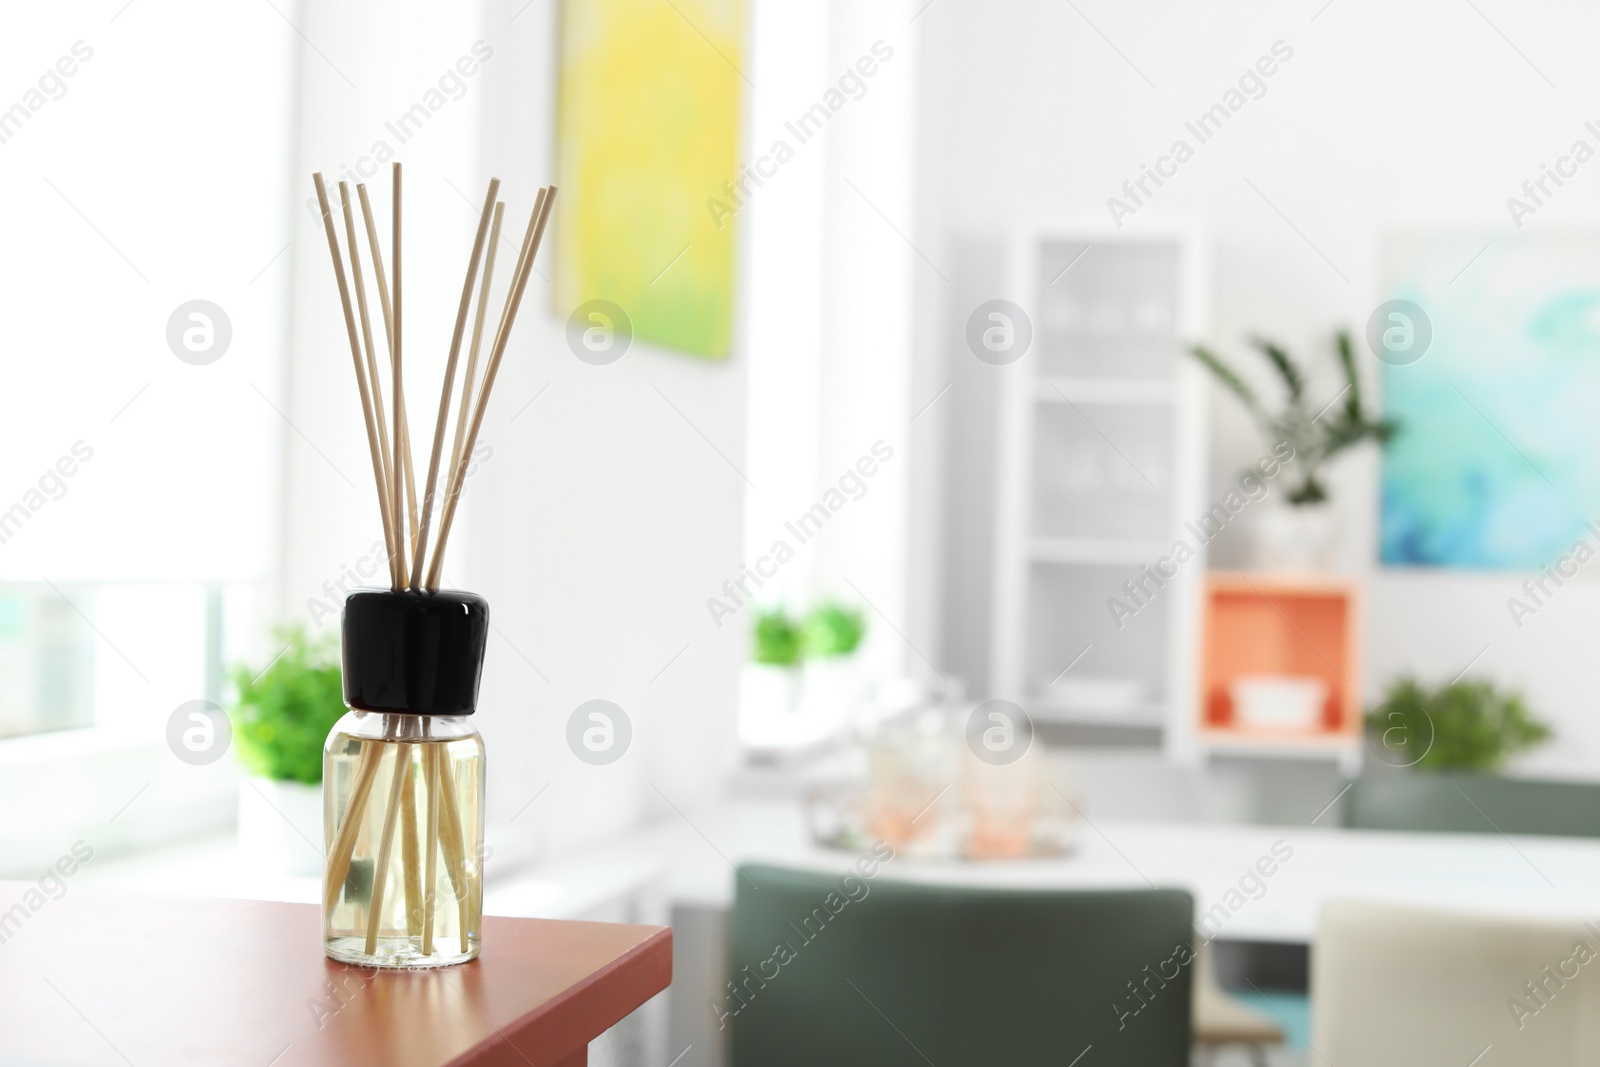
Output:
[{"left": 0, "top": 882, "right": 671, "bottom": 1066}]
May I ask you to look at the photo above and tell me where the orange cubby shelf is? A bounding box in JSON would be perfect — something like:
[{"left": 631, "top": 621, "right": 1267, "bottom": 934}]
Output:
[{"left": 1197, "top": 570, "right": 1362, "bottom": 747}]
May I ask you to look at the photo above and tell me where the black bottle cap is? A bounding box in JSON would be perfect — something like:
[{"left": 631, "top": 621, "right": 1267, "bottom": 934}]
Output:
[{"left": 341, "top": 588, "right": 489, "bottom": 715}]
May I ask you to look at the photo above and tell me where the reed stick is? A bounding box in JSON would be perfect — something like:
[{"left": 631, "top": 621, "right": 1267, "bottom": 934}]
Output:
[
  {"left": 422, "top": 741, "right": 441, "bottom": 955},
  {"left": 323, "top": 740, "right": 381, "bottom": 916},
  {"left": 446, "top": 201, "right": 504, "bottom": 510},
  {"left": 338, "top": 182, "right": 402, "bottom": 588},
  {"left": 434, "top": 190, "right": 543, "bottom": 549},
  {"left": 364, "top": 740, "right": 410, "bottom": 956},
  {"left": 342, "top": 187, "right": 396, "bottom": 559},
  {"left": 425, "top": 187, "right": 557, "bottom": 591},
  {"left": 356, "top": 183, "right": 420, "bottom": 570},
  {"left": 357, "top": 183, "right": 392, "bottom": 351},
  {"left": 399, "top": 746, "right": 422, "bottom": 938},
  {"left": 312, "top": 174, "right": 400, "bottom": 588},
  {"left": 410, "top": 177, "right": 501, "bottom": 589},
  {"left": 433, "top": 745, "right": 472, "bottom": 952},
  {"left": 390, "top": 164, "right": 409, "bottom": 584},
  {"left": 399, "top": 406, "right": 420, "bottom": 562}
]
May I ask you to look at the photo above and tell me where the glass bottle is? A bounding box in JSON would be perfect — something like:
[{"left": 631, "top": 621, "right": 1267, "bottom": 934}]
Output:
[{"left": 324, "top": 589, "right": 489, "bottom": 968}]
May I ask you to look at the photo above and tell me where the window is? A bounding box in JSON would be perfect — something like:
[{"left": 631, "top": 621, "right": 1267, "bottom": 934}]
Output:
[
  {"left": 0, "top": 586, "right": 94, "bottom": 739},
  {"left": 0, "top": 3, "right": 291, "bottom": 742}
]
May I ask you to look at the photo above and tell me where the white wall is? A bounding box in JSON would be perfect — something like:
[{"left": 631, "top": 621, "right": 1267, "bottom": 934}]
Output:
[
  {"left": 460, "top": 0, "right": 747, "bottom": 852},
  {"left": 912, "top": 0, "right": 1600, "bottom": 775}
]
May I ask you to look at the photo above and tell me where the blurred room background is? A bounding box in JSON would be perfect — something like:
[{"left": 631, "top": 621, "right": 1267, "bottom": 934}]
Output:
[{"left": 5, "top": 1, "right": 1600, "bottom": 1064}]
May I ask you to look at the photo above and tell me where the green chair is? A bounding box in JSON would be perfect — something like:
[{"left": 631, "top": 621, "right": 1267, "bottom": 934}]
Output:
[
  {"left": 1343, "top": 772, "right": 1600, "bottom": 837},
  {"left": 726, "top": 864, "right": 1194, "bottom": 1067}
]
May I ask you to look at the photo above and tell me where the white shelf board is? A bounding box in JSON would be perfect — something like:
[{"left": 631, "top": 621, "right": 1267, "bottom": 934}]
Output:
[
  {"left": 1198, "top": 731, "right": 1361, "bottom": 761},
  {"left": 1033, "top": 378, "right": 1176, "bottom": 405},
  {"left": 1030, "top": 537, "right": 1166, "bottom": 564},
  {"left": 1029, "top": 697, "right": 1167, "bottom": 727}
]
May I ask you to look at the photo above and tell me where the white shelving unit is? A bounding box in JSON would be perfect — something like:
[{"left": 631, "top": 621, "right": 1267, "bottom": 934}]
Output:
[{"left": 988, "top": 221, "right": 1208, "bottom": 750}]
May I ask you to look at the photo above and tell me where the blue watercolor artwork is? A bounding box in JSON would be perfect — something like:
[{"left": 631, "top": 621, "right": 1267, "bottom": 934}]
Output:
[{"left": 1380, "top": 235, "right": 1600, "bottom": 569}]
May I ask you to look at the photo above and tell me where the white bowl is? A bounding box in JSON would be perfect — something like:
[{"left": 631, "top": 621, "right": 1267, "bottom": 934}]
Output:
[{"left": 1230, "top": 675, "right": 1327, "bottom": 731}]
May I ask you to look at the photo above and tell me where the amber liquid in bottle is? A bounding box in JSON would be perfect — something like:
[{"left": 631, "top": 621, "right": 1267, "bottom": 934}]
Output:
[{"left": 323, "top": 713, "right": 484, "bottom": 968}]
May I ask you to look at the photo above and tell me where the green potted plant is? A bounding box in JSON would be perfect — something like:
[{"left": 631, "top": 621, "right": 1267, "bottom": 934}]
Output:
[
  {"left": 230, "top": 626, "right": 346, "bottom": 875},
  {"left": 1366, "top": 676, "right": 1551, "bottom": 772},
  {"left": 740, "top": 601, "right": 867, "bottom": 751},
  {"left": 798, "top": 601, "right": 867, "bottom": 727},
  {"left": 1190, "top": 330, "right": 1396, "bottom": 569},
  {"left": 741, "top": 607, "right": 807, "bottom": 744}
]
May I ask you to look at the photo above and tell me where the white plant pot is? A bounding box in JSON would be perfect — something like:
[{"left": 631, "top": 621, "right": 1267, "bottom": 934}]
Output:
[
  {"left": 741, "top": 664, "right": 826, "bottom": 752},
  {"left": 799, "top": 656, "right": 865, "bottom": 734},
  {"left": 743, "top": 663, "right": 801, "bottom": 715},
  {"left": 1253, "top": 501, "right": 1336, "bottom": 571},
  {"left": 237, "top": 777, "right": 324, "bottom": 877}
]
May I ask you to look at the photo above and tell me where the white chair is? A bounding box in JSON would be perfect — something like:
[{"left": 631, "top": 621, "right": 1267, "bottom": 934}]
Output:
[{"left": 1315, "top": 898, "right": 1600, "bottom": 1065}]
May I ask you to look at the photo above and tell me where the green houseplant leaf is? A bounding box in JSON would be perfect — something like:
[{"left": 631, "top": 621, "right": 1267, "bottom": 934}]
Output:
[
  {"left": 1365, "top": 676, "right": 1551, "bottom": 772},
  {"left": 752, "top": 608, "right": 804, "bottom": 667},
  {"left": 751, "top": 601, "right": 868, "bottom": 666},
  {"left": 1189, "top": 344, "right": 1262, "bottom": 419},
  {"left": 801, "top": 602, "right": 865, "bottom": 659},
  {"left": 1250, "top": 336, "right": 1305, "bottom": 403},
  {"left": 1189, "top": 329, "right": 1400, "bottom": 506},
  {"left": 230, "top": 626, "right": 346, "bottom": 785}
]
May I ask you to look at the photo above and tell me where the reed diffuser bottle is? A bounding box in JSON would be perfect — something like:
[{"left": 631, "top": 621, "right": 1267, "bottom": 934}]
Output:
[
  {"left": 323, "top": 589, "right": 488, "bottom": 968},
  {"left": 309, "top": 161, "right": 554, "bottom": 965}
]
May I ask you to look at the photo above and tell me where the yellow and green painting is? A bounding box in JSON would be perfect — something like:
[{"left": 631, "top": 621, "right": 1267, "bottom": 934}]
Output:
[{"left": 555, "top": 0, "right": 745, "bottom": 358}]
